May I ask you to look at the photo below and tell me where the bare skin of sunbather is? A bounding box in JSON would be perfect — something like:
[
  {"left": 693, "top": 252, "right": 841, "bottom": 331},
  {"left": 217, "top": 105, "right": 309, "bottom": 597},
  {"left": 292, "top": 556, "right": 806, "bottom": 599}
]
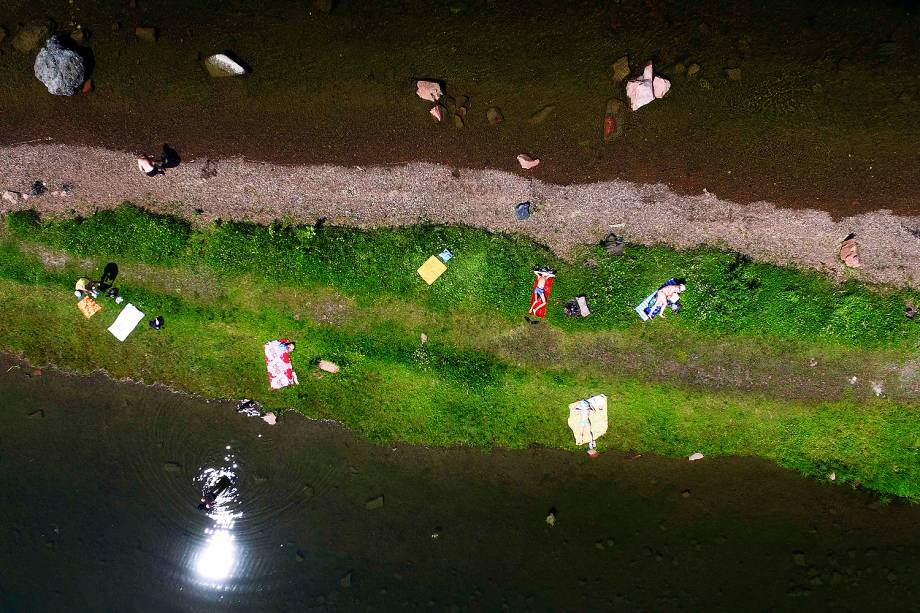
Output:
[
  {"left": 575, "top": 400, "right": 600, "bottom": 458},
  {"left": 651, "top": 283, "right": 685, "bottom": 319}
]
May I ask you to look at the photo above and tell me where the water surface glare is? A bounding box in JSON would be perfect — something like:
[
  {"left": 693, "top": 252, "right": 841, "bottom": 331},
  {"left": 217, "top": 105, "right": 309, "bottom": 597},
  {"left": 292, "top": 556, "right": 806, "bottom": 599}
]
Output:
[{"left": 2, "top": 355, "right": 920, "bottom": 611}]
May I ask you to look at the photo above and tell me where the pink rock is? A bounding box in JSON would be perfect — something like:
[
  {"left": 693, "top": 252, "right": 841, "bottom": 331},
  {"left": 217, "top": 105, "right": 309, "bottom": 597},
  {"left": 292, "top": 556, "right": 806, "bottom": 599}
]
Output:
[
  {"left": 688, "top": 452, "right": 705, "bottom": 461},
  {"left": 262, "top": 412, "right": 277, "bottom": 425},
  {"left": 626, "top": 62, "right": 671, "bottom": 111},
  {"left": 318, "top": 359, "right": 340, "bottom": 374},
  {"left": 840, "top": 235, "right": 861, "bottom": 268},
  {"left": 416, "top": 80, "right": 443, "bottom": 102},
  {"left": 136, "top": 156, "right": 155, "bottom": 174},
  {"left": 517, "top": 154, "right": 540, "bottom": 169},
  {"left": 429, "top": 105, "right": 443, "bottom": 122}
]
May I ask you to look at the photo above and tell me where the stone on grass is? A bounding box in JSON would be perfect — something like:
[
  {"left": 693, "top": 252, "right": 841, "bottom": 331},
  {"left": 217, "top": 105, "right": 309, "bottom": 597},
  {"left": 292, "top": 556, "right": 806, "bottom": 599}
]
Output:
[
  {"left": 134, "top": 26, "right": 157, "bottom": 42},
  {"left": 12, "top": 23, "right": 49, "bottom": 53},
  {"left": 687, "top": 63, "right": 701, "bottom": 77},
  {"left": 34, "top": 36, "right": 85, "bottom": 96},
  {"left": 688, "top": 452, "right": 704, "bottom": 461},
  {"left": 205, "top": 53, "right": 247, "bottom": 77},
  {"left": 486, "top": 106, "right": 503, "bottom": 126},
  {"left": 429, "top": 105, "right": 443, "bottom": 122},
  {"left": 610, "top": 55, "right": 630, "bottom": 82},
  {"left": 262, "top": 412, "right": 277, "bottom": 425},
  {"left": 528, "top": 104, "right": 555, "bottom": 125},
  {"left": 545, "top": 510, "right": 556, "bottom": 526},
  {"left": 318, "top": 360, "right": 339, "bottom": 374},
  {"left": 626, "top": 62, "right": 670, "bottom": 111},
  {"left": 726, "top": 67, "right": 742, "bottom": 81},
  {"left": 365, "top": 495, "right": 384, "bottom": 510},
  {"left": 163, "top": 461, "right": 182, "bottom": 472},
  {"left": 416, "top": 80, "right": 442, "bottom": 102}
]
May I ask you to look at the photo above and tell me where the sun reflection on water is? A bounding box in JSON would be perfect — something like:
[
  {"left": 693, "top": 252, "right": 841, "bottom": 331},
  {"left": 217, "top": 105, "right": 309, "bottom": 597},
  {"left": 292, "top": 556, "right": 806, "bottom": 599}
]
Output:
[{"left": 192, "top": 447, "right": 242, "bottom": 588}]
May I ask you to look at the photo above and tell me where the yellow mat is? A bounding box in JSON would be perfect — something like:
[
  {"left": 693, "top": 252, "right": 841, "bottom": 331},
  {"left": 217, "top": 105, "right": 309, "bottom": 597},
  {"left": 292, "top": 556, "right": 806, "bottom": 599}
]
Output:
[
  {"left": 417, "top": 256, "right": 447, "bottom": 285},
  {"left": 567, "top": 395, "right": 608, "bottom": 446}
]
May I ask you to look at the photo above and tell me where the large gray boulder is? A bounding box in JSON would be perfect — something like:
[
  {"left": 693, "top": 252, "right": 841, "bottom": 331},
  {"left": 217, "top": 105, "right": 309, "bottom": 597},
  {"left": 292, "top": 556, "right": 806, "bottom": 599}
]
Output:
[{"left": 33, "top": 36, "right": 85, "bottom": 96}]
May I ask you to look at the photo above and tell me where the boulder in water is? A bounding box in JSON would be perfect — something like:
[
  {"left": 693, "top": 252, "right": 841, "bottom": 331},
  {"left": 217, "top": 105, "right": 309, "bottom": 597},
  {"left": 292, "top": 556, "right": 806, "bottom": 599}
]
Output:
[
  {"left": 205, "top": 53, "right": 247, "bottom": 77},
  {"left": 12, "top": 22, "right": 49, "bottom": 53},
  {"left": 33, "top": 37, "right": 85, "bottom": 96}
]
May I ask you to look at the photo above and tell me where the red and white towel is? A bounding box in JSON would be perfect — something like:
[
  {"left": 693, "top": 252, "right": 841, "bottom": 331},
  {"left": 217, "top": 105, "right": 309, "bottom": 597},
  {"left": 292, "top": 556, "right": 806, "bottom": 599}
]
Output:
[{"left": 264, "top": 339, "right": 298, "bottom": 389}]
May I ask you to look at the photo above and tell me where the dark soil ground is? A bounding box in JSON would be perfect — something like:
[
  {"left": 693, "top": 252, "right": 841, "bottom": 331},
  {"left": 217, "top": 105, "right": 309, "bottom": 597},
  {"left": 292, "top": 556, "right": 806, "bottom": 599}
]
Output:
[{"left": 2, "top": 0, "right": 920, "bottom": 216}]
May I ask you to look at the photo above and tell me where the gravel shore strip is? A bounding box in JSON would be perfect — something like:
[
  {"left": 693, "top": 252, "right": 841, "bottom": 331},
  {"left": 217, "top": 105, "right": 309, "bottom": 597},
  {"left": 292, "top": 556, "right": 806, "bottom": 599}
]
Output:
[{"left": 3, "top": 144, "right": 920, "bottom": 289}]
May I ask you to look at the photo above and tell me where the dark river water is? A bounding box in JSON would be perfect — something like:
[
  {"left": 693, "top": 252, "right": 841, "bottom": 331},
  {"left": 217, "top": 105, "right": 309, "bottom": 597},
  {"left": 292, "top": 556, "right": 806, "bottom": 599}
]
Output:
[{"left": 2, "top": 353, "right": 920, "bottom": 612}]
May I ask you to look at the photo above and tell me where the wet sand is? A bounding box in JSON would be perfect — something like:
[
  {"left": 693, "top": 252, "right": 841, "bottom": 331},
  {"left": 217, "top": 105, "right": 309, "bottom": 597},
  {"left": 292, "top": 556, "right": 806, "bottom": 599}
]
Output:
[
  {"left": 2, "top": 0, "right": 920, "bottom": 217},
  {"left": 3, "top": 353, "right": 920, "bottom": 611},
  {"left": 3, "top": 143, "right": 920, "bottom": 289}
]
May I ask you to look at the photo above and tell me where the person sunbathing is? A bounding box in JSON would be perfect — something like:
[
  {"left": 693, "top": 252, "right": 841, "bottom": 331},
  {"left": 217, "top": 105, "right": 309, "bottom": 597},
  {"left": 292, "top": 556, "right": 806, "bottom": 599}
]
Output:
[
  {"left": 574, "top": 399, "right": 600, "bottom": 458},
  {"left": 650, "top": 282, "right": 685, "bottom": 319},
  {"left": 528, "top": 268, "right": 555, "bottom": 317}
]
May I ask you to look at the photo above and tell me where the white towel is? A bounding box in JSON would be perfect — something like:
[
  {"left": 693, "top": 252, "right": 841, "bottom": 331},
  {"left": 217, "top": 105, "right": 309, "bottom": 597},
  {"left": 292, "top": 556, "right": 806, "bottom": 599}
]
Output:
[{"left": 108, "top": 303, "right": 145, "bottom": 342}]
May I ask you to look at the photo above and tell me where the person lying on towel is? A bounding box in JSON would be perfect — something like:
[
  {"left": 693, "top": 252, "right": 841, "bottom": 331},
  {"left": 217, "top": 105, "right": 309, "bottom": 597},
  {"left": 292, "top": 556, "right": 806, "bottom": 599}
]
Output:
[
  {"left": 574, "top": 399, "right": 600, "bottom": 458},
  {"left": 637, "top": 278, "right": 686, "bottom": 321}
]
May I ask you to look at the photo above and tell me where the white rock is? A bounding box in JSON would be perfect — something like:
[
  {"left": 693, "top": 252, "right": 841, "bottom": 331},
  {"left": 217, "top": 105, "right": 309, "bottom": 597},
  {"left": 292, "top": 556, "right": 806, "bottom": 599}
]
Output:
[
  {"left": 204, "top": 54, "right": 247, "bottom": 77},
  {"left": 2, "top": 190, "right": 20, "bottom": 205},
  {"left": 262, "top": 412, "right": 277, "bottom": 425},
  {"left": 517, "top": 154, "right": 540, "bottom": 169},
  {"left": 626, "top": 62, "right": 671, "bottom": 111},
  {"left": 848, "top": 376, "right": 858, "bottom": 385},
  {"left": 416, "top": 80, "right": 442, "bottom": 102},
  {"left": 429, "top": 105, "right": 442, "bottom": 122},
  {"left": 871, "top": 381, "right": 885, "bottom": 397},
  {"left": 688, "top": 452, "right": 704, "bottom": 461}
]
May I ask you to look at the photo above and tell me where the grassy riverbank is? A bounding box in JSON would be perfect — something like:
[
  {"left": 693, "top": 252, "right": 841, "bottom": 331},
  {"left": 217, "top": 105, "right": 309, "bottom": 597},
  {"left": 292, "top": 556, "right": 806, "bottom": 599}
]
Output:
[{"left": 2, "top": 206, "right": 919, "bottom": 498}]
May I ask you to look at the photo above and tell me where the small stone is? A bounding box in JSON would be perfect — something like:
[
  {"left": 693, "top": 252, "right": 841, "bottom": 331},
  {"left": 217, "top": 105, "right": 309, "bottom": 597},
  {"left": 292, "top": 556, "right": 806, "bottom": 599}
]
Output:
[
  {"left": 12, "top": 23, "right": 49, "bottom": 53},
  {"left": 595, "top": 541, "right": 605, "bottom": 550},
  {"left": 848, "top": 376, "right": 858, "bottom": 385},
  {"left": 302, "top": 484, "right": 315, "bottom": 498},
  {"left": 688, "top": 452, "right": 704, "bottom": 461},
  {"left": 28, "top": 409, "right": 45, "bottom": 419},
  {"left": 318, "top": 360, "right": 339, "bottom": 374},
  {"left": 726, "top": 67, "right": 742, "bottom": 81},
  {"left": 528, "top": 105, "right": 555, "bottom": 125},
  {"left": 672, "top": 62, "right": 686, "bottom": 76},
  {"left": 452, "top": 112, "right": 465, "bottom": 129},
  {"left": 809, "top": 358, "right": 818, "bottom": 367},
  {"left": 828, "top": 472, "right": 836, "bottom": 481},
  {"left": 32, "top": 369, "right": 42, "bottom": 377},
  {"left": 2, "top": 191, "right": 20, "bottom": 205},
  {"left": 793, "top": 552, "right": 807, "bottom": 566},
  {"left": 254, "top": 474, "right": 267, "bottom": 483},
  {"left": 486, "top": 106, "right": 503, "bottom": 126},
  {"left": 545, "top": 511, "right": 556, "bottom": 526},
  {"left": 699, "top": 79, "right": 711, "bottom": 90},
  {"left": 610, "top": 55, "right": 630, "bottom": 82},
  {"left": 134, "top": 26, "right": 157, "bottom": 43},
  {"left": 686, "top": 63, "right": 701, "bottom": 77},
  {"left": 261, "top": 412, "right": 277, "bottom": 425},
  {"left": 296, "top": 550, "right": 305, "bottom": 562},
  {"left": 681, "top": 489, "right": 691, "bottom": 498},
  {"left": 420, "top": 333, "right": 428, "bottom": 343},
  {"left": 365, "top": 495, "right": 384, "bottom": 510},
  {"left": 293, "top": 312, "right": 301, "bottom": 321},
  {"left": 871, "top": 381, "right": 884, "bottom": 397},
  {"left": 888, "top": 571, "right": 897, "bottom": 582},
  {"left": 70, "top": 28, "right": 85, "bottom": 44},
  {"left": 312, "top": 0, "right": 334, "bottom": 12},
  {"left": 111, "top": 22, "right": 121, "bottom": 33},
  {"left": 163, "top": 461, "right": 182, "bottom": 472},
  {"left": 340, "top": 572, "right": 352, "bottom": 588},
  {"left": 205, "top": 53, "right": 247, "bottom": 77}
]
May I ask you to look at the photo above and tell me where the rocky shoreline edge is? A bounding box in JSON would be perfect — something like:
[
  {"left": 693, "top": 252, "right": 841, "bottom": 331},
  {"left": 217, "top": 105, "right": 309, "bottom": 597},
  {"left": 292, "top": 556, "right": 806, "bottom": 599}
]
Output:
[{"left": 2, "top": 143, "right": 919, "bottom": 288}]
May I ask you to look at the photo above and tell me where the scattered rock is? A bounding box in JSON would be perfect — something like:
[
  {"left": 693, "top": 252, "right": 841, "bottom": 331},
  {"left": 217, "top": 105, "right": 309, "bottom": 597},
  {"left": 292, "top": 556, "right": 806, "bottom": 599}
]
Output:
[
  {"left": 688, "top": 452, "right": 704, "bottom": 461},
  {"left": 312, "top": 0, "right": 334, "bottom": 12},
  {"left": 163, "top": 461, "right": 182, "bottom": 472},
  {"left": 699, "top": 79, "right": 712, "bottom": 90},
  {"left": 452, "top": 110, "right": 465, "bottom": 129},
  {"left": 839, "top": 233, "right": 860, "bottom": 268},
  {"left": 28, "top": 409, "right": 45, "bottom": 419},
  {"left": 81, "top": 79, "right": 93, "bottom": 94},
  {"left": 204, "top": 53, "right": 247, "bottom": 77},
  {"left": 254, "top": 474, "right": 268, "bottom": 483},
  {"left": 134, "top": 26, "right": 157, "bottom": 43},
  {"left": 681, "top": 489, "right": 691, "bottom": 498},
  {"left": 296, "top": 550, "right": 305, "bottom": 562},
  {"left": 70, "top": 27, "right": 87, "bottom": 44},
  {"left": 610, "top": 55, "right": 630, "bottom": 82},
  {"left": 626, "top": 62, "right": 671, "bottom": 111},
  {"left": 528, "top": 105, "right": 555, "bottom": 125},
  {"left": 2, "top": 191, "right": 20, "bottom": 205},
  {"left": 809, "top": 358, "right": 818, "bottom": 367},
  {"left": 318, "top": 360, "right": 339, "bottom": 374},
  {"left": 429, "top": 105, "right": 443, "bottom": 122},
  {"left": 905, "top": 300, "right": 916, "bottom": 319},
  {"left": 486, "top": 106, "right": 503, "bottom": 126},
  {"left": 672, "top": 62, "right": 686, "bottom": 76},
  {"left": 12, "top": 22, "right": 49, "bottom": 53},
  {"left": 515, "top": 201, "right": 531, "bottom": 220},
  {"left": 302, "top": 484, "right": 314, "bottom": 498},
  {"left": 416, "top": 80, "right": 442, "bottom": 102},
  {"left": 340, "top": 572, "right": 352, "bottom": 588},
  {"left": 871, "top": 381, "right": 885, "bottom": 397},
  {"left": 602, "top": 233, "right": 625, "bottom": 255},
  {"left": 793, "top": 551, "right": 807, "bottom": 566},
  {"left": 262, "top": 412, "right": 277, "bottom": 425},
  {"left": 420, "top": 333, "right": 428, "bottom": 343},
  {"left": 111, "top": 22, "right": 121, "bottom": 33},
  {"left": 687, "top": 63, "right": 701, "bottom": 77},
  {"left": 33, "top": 37, "right": 85, "bottom": 96},
  {"left": 517, "top": 154, "right": 540, "bottom": 169},
  {"left": 726, "top": 67, "right": 742, "bottom": 81},
  {"left": 595, "top": 540, "right": 605, "bottom": 550},
  {"left": 828, "top": 472, "right": 836, "bottom": 481},
  {"left": 848, "top": 376, "right": 858, "bottom": 385},
  {"left": 545, "top": 510, "right": 556, "bottom": 526},
  {"left": 365, "top": 495, "right": 384, "bottom": 510}
]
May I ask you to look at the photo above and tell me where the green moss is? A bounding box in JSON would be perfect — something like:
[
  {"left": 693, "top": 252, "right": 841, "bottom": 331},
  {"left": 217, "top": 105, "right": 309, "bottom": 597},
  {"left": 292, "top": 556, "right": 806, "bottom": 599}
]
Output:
[{"left": 2, "top": 205, "right": 919, "bottom": 500}]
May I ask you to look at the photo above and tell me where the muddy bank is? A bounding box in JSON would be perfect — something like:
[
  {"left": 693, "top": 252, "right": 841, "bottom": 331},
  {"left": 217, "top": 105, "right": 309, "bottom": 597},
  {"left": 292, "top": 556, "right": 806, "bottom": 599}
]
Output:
[
  {"left": 3, "top": 144, "right": 920, "bottom": 289},
  {"left": 4, "top": 352, "right": 920, "bottom": 611},
  {"left": 2, "top": 0, "right": 920, "bottom": 218}
]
